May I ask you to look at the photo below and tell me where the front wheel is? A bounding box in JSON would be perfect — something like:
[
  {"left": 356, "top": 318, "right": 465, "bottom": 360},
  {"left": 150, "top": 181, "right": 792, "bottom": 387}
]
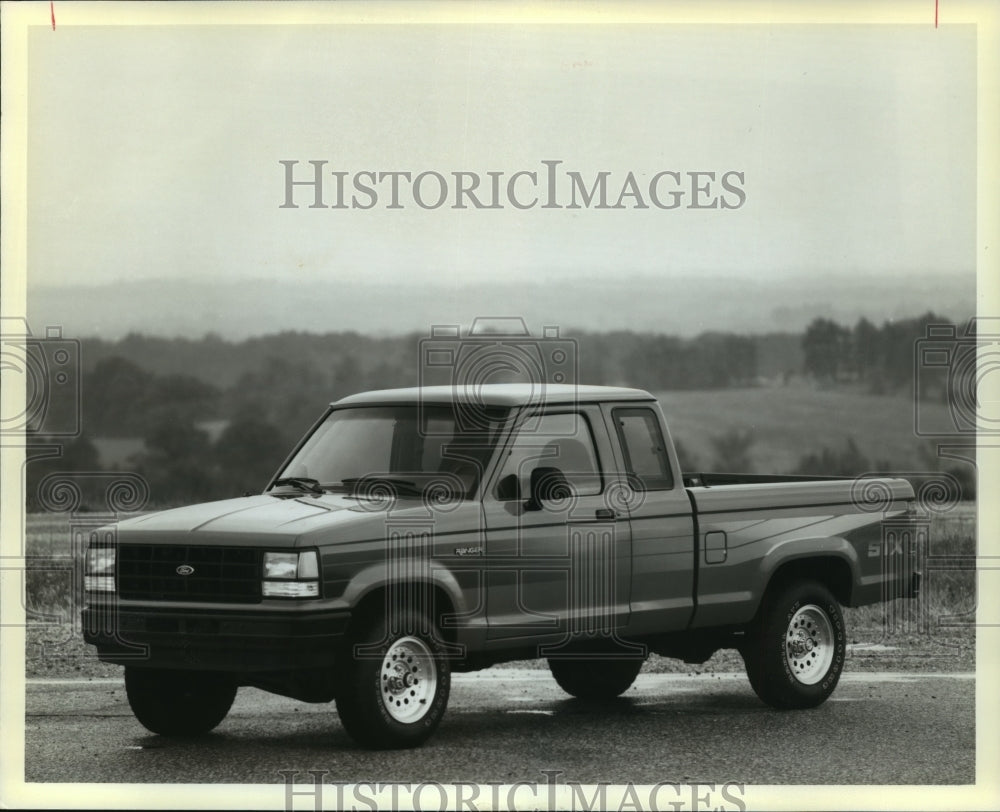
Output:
[
  {"left": 124, "top": 668, "right": 237, "bottom": 736},
  {"left": 548, "top": 656, "right": 644, "bottom": 700},
  {"left": 335, "top": 614, "right": 451, "bottom": 749},
  {"left": 741, "top": 580, "right": 846, "bottom": 709}
]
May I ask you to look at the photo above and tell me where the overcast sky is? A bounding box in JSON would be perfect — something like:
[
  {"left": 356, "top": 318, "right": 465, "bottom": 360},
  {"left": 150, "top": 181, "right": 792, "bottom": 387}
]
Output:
[{"left": 26, "top": 21, "right": 976, "bottom": 295}]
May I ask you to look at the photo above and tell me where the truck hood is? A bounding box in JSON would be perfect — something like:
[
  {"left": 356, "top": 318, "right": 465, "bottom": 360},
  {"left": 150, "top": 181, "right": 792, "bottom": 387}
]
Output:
[{"left": 115, "top": 493, "right": 461, "bottom": 545}]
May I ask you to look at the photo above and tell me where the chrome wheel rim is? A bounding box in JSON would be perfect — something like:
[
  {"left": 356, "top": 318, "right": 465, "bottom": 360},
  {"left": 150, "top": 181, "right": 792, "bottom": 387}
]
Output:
[
  {"left": 381, "top": 636, "right": 437, "bottom": 723},
  {"left": 785, "top": 604, "right": 835, "bottom": 685}
]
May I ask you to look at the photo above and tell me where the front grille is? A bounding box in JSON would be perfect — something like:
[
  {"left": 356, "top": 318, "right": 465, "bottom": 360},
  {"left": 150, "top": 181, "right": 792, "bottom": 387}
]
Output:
[{"left": 118, "top": 544, "right": 262, "bottom": 603}]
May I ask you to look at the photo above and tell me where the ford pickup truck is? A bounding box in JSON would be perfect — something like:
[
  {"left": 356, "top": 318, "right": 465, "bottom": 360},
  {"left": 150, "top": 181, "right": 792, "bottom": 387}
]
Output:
[{"left": 83, "top": 384, "right": 921, "bottom": 749}]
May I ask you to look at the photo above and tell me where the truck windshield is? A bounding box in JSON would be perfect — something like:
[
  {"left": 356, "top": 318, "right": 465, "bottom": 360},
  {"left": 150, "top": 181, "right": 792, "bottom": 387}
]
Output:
[{"left": 273, "top": 405, "right": 508, "bottom": 500}]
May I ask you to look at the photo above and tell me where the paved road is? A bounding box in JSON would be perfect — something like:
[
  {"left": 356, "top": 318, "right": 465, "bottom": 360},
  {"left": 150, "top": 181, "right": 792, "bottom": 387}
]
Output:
[{"left": 23, "top": 670, "right": 974, "bottom": 786}]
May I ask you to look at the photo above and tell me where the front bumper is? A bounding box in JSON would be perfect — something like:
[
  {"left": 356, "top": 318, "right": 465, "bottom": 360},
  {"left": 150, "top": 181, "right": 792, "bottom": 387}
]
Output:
[{"left": 81, "top": 601, "right": 351, "bottom": 672}]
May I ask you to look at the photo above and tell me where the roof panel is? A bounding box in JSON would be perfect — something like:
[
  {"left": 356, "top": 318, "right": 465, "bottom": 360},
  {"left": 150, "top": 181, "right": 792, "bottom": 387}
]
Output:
[{"left": 332, "top": 383, "right": 654, "bottom": 407}]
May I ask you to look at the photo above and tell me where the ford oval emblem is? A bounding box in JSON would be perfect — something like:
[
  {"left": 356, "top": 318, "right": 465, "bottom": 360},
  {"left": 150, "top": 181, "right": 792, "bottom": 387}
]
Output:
[{"left": 176, "top": 564, "right": 195, "bottom": 576}]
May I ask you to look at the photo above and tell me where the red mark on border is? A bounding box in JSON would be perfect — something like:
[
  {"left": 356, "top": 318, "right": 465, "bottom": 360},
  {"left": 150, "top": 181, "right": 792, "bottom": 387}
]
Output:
[
  {"left": 50, "top": 1, "right": 56, "bottom": 30},
  {"left": 935, "top": 0, "right": 939, "bottom": 28}
]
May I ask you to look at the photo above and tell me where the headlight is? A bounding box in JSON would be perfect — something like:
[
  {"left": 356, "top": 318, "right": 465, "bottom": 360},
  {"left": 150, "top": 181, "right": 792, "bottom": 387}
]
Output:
[
  {"left": 85, "top": 546, "right": 116, "bottom": 592},
  {"left": 263, "top": 552, "right": 299, "bottom": 579},
  {"left": 262, "top": 550, "right": 319, "bottom": 598}
]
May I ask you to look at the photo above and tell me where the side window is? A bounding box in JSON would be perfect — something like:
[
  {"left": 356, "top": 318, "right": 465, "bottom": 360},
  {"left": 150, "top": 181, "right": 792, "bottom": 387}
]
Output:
[
  {"left": 613, "top": 408, "right": 674, "bottom": 490},
  {"left": 495, "top": 412, "right": 603, "bottom": 499}
]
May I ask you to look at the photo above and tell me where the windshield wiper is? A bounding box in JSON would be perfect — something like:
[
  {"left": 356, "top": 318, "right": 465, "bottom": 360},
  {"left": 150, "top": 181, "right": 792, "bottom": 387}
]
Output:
[
  {"left": 338, "top": 477, "right": 423, "bottom": 497},
  {"left": 271, "top": 477, "right": 325, "bottom": 495}
]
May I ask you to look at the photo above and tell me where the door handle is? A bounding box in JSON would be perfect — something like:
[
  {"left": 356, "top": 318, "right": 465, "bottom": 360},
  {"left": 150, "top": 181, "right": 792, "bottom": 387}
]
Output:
[{"left": 595, "top": 508, "right": 616, "bottom": 520}]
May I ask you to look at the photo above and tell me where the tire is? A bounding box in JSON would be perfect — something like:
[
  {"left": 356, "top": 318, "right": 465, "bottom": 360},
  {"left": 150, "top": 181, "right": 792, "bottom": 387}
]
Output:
[
  {"left": 335, "top": 613, "right": 451, "bottom": 749},
  {"left": 741, "top": 580, "right": 846, "bottom": 709},
  {"left": 548, "top": 656, "right": 644, "bottom": 700},
  {"left": 124, "top": 668, "right": 237, "bottom": 736}
]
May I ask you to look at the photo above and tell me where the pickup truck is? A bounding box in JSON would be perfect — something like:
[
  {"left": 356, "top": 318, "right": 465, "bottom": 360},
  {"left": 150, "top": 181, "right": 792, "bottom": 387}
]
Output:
[{"left": 83, "top": 384, "right": 921, "bottom": 749}]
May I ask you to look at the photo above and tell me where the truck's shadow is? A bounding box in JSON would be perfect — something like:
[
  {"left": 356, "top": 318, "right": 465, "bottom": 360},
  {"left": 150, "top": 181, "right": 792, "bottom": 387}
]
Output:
[
  {"left": 548, "top": 692, "right": 767, "bottom": 715},
  {"left": 126, "top": 692, "right": 792, "bottom": 756}
]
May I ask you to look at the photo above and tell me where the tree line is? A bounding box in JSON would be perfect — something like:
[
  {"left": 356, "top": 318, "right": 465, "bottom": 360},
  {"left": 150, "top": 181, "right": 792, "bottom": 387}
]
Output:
[
  {"left": 77, "top": 311, "right": 958, "bottom": 396},
  {"left": 24, "top": 312, "right": 969, "bottom": 508},
  {"left": 801, "top": 311, "right": 954, "bottom": 394}
]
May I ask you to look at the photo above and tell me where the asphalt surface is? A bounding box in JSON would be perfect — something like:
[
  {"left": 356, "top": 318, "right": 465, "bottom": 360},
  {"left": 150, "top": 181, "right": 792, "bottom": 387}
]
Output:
[{"left": 20, "top": 669, "right": 974, "bottom": 786}]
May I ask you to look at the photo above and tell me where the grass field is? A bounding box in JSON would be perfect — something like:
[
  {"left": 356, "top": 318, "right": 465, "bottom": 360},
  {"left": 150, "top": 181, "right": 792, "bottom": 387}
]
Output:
[
  {"left": 18, "top": 503, "right": 976, "bottom": 676},
  {"left": 654, "top": 384, "right": 952, "bottom": 473}
]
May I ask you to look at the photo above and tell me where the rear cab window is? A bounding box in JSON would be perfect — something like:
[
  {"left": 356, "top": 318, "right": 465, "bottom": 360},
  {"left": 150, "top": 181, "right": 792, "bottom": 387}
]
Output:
[{"left": 612, "top": 407, "right": 675, "bottom": 490}]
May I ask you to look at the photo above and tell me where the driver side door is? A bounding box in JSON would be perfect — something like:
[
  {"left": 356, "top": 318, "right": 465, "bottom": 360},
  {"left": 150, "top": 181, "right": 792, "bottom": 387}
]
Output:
[{"left": 482, "top": 406, "right": 632, "bottom": 645}]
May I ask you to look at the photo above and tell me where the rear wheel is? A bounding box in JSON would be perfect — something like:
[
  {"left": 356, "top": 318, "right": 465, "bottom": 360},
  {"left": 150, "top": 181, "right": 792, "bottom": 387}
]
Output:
[
  {"left": 548, "top": 656, "right": 644, "bottom": 700},
  {"left": 742, "top": 580, "right": 846, "bottom": 709},
  {"left": 335, "top": 614, "right": 451, "bottom": 749},
  {"left": 124, "top": 668, "right": 237, "bottom": 736}
]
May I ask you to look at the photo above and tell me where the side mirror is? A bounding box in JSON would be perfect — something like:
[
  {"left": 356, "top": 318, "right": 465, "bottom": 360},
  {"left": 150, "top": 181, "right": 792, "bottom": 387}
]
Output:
[
  {"left": 526, "top": 466, "right": 571, "bottom": 511},
  {"left": 495, "top": 473, "right": 522, "bottom": 502}
]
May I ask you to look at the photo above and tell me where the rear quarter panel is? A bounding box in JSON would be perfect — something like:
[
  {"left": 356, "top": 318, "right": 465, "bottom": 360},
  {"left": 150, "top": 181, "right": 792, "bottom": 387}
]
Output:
[{"left": 688, "top": 478, "right": 916, "bottom": 627}]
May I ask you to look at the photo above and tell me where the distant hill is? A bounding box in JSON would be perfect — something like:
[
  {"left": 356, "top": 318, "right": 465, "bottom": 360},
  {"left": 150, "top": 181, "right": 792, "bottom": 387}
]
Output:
[{"left": 27, "top": 272, "right": 973, "bottom": 342}]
